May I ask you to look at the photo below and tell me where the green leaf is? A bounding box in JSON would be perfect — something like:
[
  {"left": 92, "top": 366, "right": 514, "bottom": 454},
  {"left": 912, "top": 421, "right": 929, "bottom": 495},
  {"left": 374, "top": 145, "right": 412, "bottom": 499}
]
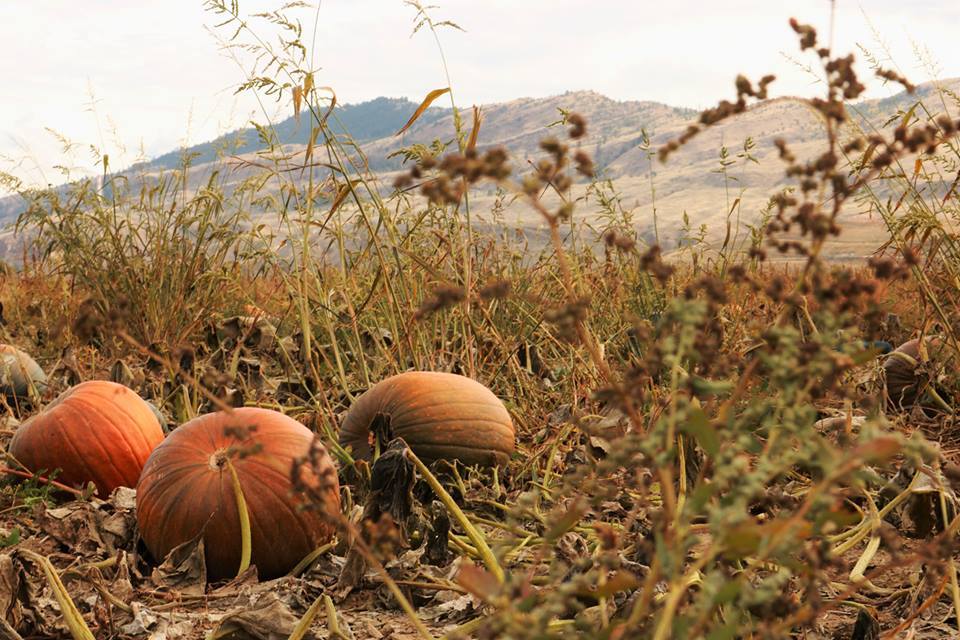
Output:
[
  {"left": 680, "top": 407, "right": 719, "bottom": 456},
  {"left": 722, "top": 526, "right": 761, "bottom": 560},
  {"left": 711, "top": 580, "right": 740, "bottom": 606},
  {"left": 687, "top": 482, "right": 717, "bottom": 512},
  {"left": 0, "top": 528, "right": 19, "bottom": 548},
  {"left": 707, "top": 622, "right": 740, "bottom": 640}
]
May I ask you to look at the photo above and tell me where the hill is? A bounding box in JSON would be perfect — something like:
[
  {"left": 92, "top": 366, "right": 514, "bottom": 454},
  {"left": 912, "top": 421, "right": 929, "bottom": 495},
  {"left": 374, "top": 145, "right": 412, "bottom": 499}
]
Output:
[{"left": 4, "top": 79, "right": 959, "bottom": 257}]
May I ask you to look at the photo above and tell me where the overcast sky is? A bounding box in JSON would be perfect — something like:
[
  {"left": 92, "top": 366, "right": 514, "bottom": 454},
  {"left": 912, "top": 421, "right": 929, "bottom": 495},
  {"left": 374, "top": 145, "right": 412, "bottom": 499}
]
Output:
[{"left": 2, "top": 1, "right": 958, "bottom": 188}]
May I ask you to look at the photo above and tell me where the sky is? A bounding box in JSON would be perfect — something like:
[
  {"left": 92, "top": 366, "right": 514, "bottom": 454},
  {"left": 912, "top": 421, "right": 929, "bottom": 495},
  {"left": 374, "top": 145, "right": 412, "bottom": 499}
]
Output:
[{"left": 2, "top": 0, "right": 958, "bottom": 188}]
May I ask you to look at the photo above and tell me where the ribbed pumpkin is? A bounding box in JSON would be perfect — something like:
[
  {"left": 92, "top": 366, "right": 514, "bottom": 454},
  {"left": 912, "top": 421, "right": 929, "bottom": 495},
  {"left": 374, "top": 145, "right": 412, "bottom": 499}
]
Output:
[
  {"left": 338, "top": 371, "right": 515, "bottom": 466},
  {"left": 136, "top": 407, "right": 340, "bottom": 580},
  {"left": 9, "top": 380, "right": 163, "bottom": 496},
  {"left": 0, "top": 344, "right": 47, "bottom": 399},
  {"left": 884, "top": 337, "right": 953, "bottom": 409}
]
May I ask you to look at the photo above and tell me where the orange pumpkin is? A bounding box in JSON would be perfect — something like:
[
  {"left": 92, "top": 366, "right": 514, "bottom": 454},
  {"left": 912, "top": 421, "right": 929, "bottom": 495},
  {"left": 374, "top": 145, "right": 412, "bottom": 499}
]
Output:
[
  {"left": 10, "top": 381, "right": 163, "bottom": 496},
  {"left": 0, "top": 344, "right": 47, "bottom": 399},
  {"left": 136, "top": 407, "right": 340, "bottom": 580},
  {"left": 338, "top": 371, "right": 515, "bottom": 466}
]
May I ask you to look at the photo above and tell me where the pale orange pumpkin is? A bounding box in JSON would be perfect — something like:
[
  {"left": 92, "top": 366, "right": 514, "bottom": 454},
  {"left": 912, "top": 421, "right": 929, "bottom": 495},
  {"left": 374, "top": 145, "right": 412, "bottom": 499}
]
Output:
[{"left": 338, "top": 371, "right": 515, "bottom": 466}]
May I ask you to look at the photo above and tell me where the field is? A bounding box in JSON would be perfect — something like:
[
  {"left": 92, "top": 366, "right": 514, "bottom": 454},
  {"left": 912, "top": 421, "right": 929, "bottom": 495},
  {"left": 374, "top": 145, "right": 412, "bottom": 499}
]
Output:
[{"left": 1, "top": 4, "right": 960, "bottom": 639}]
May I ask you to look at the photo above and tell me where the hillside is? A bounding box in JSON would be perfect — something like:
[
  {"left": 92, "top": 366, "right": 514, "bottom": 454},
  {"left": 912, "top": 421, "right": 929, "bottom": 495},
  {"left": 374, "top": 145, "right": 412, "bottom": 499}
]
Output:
[{"left": 4, "top": 79, "right": 959, "bottom": 257}]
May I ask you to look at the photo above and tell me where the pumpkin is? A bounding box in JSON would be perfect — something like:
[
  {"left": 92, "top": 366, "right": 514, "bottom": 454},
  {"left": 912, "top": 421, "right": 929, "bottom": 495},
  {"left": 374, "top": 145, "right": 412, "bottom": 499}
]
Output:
[
  {"left": 136, "top": 407, "right": 340, "bottom": 580},
  {"left": 338, "top": 371, "right": 515, "bottom": 466},
  {"left": 9, "top": 380, "right": 163, "bottom": 496},
  {"left": 0, "top": 344, "right": 47, "bottom": 399},
  {"left": 883, "top": 337, "right": 954, "bottom": 409}
]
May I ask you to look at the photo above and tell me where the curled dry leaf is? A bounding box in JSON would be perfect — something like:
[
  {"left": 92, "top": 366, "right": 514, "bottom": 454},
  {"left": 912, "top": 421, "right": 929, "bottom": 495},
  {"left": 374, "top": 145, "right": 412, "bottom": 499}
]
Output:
[
  {"left": 212, "top": 592, "right": 302, "bottom": 640},
  {"left": 150, "top": 536, "right": 207, "bottom": 598}
]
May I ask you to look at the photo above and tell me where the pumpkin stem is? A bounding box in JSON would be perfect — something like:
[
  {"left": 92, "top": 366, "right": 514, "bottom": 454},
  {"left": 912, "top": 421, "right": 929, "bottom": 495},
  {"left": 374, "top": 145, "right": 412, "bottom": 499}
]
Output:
[
  {"left": 209, "top": 448, "right": 228, "bottom": 470},
  {"left": 224, "top": 458, "right": 252, "bottom": 577}
]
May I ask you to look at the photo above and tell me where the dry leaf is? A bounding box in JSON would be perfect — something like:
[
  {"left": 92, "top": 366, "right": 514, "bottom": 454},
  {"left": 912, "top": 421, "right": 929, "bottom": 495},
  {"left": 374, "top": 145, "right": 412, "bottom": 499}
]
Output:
[
  {"left": 150, "top": 536, "right": 206, "bottom": 597},
  {"left": 0, "top": 553, "right": 23, "bottom": 631},
  {"left": 292, "top": 86, "right": 303, "bottom": 125},
  {"left": 213, "top": 592, "right": 302, "bottom": 640},
  {"left": 396, "top": 88, "right": 450, "bottom": 136},
  {"left": 330, "top": 180, "right": 362, "bottom": 215},
  {"left": 305, "top": 126, "right": 321, "bottom": 166},
  {"left": 466, "top": 105, "right": 483, "bottom": 151}
]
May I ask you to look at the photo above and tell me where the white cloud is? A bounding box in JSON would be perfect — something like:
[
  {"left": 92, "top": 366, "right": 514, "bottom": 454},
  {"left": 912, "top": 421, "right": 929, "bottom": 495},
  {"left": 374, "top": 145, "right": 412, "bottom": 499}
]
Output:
[{"left": 2, "top": 0, "right": 957, "bottom": 187}]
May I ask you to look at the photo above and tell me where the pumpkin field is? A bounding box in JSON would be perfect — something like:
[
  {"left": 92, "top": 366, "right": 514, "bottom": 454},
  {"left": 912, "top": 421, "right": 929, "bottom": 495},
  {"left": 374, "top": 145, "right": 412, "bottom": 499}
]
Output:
[{"left": 1, "top": 3, "right": 960, "bottom": 639}]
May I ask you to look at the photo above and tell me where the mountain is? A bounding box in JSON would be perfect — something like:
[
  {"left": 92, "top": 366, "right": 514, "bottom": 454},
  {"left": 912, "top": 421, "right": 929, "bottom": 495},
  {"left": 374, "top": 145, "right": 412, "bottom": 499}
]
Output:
[
  {"left": 132, "top": 96, "right": 451, "bottom": 173},
  {"left": 4, "top": 79, "right": 959, "bottom": 257}
]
